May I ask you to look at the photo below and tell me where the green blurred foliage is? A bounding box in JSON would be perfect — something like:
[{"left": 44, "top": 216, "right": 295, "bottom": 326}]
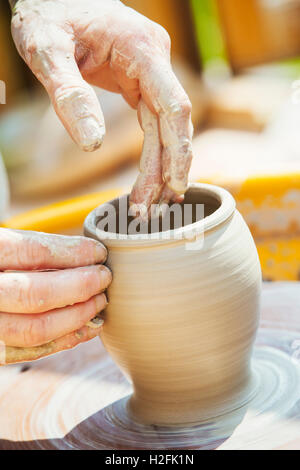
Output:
[{"left": 190, "top": 0, "right": 227, "bottom": 67}]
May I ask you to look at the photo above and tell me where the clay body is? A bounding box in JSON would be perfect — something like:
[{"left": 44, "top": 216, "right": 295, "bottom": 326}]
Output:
[{"left": 84, "top": 183, "right": 262, "bottom": 426}]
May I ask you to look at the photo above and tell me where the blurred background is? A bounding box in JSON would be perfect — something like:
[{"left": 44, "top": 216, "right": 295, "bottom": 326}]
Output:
[{"left": 1, "top": 0, "right": 300, "bottom": 281}]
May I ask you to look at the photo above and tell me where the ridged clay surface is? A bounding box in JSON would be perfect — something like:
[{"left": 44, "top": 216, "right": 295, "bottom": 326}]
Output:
[{"left": 84, "top": 183, "right": 262, "bottom": 425}]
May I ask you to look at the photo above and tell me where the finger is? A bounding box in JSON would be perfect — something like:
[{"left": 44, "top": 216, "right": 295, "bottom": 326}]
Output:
[
  {"left": 0, "top": 266, "right": 112, "bottom": 314},
  {"left": 139, "top": 60, "right": 193, "bottom": 194},
  {"left": 129, "top": 100, "right": 164, "bottom": 217},
  {"left": 0, "top": 293, "right": 107, "bottom": 348},
  {"left": 28, "top": 32, "right": 105, "bottom": 152},
  {"left": 2, "top": 324, "right": 102, "bottom": 365},
  {"left": 159, "top": 186, "right": 184, "bottom": 205},
  {"left": 0, "top": 228, "right": 107, "bottom": 271}
]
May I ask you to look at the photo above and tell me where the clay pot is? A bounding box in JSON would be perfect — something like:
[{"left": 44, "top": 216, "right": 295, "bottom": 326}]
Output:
[{"left": 84, "top": 183, "right": 261, "bottom": 426}]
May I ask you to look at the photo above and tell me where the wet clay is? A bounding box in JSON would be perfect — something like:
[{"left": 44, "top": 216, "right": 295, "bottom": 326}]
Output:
[{"left": 84, "top": 183, "right": 262, "bottom": 426}]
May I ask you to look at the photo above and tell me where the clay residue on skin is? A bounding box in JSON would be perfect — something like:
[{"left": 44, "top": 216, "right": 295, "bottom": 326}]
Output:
[
  {"left": 139, "top": 60, "right": 193, "bottom": 195},
  {"left": 11, "top": 0, "right": 193, "bottom": 207},
  {"left": 86, "top": 314, "right": 104, "bottom": 329},
  {"left": 3, "top": 323, "right": 102, "bottom": 364},
  {"left": 55, "top": 88, "right": 105, "bottom": 152},
  {"left": 0, "top": 228, "right": 106, "bottom": 270},
  {"left": 129, "top": 100, "right": 164, "bottom": 215},
  {"left": 21, "top": 231, "right": 82, "bottom": 256}
]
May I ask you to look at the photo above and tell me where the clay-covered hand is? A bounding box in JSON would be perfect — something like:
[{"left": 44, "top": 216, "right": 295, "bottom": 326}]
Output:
[
  {"left": 11, "top": 0, "right": 193, "bottom": 213},
  {"left": 0, "top": 228, "right": 111, "bottom": 364}
]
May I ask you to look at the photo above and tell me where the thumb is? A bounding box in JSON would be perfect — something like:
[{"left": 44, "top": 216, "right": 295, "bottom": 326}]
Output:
[{"left": 30, "top": 46, "right": 105, "bottom": 152}]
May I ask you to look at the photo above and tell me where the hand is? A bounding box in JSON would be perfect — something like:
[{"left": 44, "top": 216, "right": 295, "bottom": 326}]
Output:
[
  {"left": 0, "top": 228, "right": 111, "bottom": 364},
  {"left": 11, "top": 0, "right": 193, "bottom": 212}
]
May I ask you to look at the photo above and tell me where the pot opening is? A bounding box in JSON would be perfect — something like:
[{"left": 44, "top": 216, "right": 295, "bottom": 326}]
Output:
[{"left": 95, "top": 186, "right": 222, "bottom": 236}]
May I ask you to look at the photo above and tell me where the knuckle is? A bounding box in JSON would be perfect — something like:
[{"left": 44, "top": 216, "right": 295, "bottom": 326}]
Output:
[
  {"left": 25, "top": 40, "right": 53, "bottom": 80},
  {"left": 23, "top": 318, "right": 46, "bottom": 347},
  {"left": 132, "top": 21, "right": 170, "bottom": 50},
  {"left": 26, "top": 31, "right": 52, "bottom": 62},
  {"left": 179, "top": 138, "right": 193, "bottom": 157},
  {"left": 19, "top": 281, "right": 47, "bottom": 314},
  {"left": 155, "top": 24, "right": 171, "bottom": 49},
  {"left": 21, "top": 28, "right": 73, "bottom": 78},
  {"left": 179, "top": 98, "right": 192, "bottom": 116},
  {"left": 82, "top": 268, "right": 97, "bottom": 296},
  {"left": 54, "top": 86, "right": 87, "bottom": 108},
  {"left": 30, "top": 48, "right": 54, "bottom": 80},
  {"left": 164, "top": 98, "right": 192, "bottom": 119},
  {"left": 19, "top": 242, "right": 39, "bottom": 270}
]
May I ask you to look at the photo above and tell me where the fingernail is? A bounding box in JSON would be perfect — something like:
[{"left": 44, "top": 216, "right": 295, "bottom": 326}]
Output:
[
  {"left": 75, "top": 117, "right": 105, "bottom": 152},
  {"left": 98, "top": 265, "right": 112, "bottom": 286},
  {"left": 75, "top": 330, "right": 84, "bottom": 339},
  {"left": 86, "top": 315, "right": 104, "bottom": 329},
  {"left": 95, "top": 292, "right": 108, "bottom": 311},
  {"left": 94, "top": 241, "right": 107, "bottom": 263}
]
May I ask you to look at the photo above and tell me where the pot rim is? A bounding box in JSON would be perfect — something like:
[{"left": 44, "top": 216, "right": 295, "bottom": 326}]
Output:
[{"left": 84, "top": 183, "right": 236, "bottom": 247}]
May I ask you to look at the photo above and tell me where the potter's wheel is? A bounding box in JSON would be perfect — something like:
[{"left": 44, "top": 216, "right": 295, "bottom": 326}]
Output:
[
  {"left": 59, "top": 344, "right": 299, "bottom": 450},
  {"left": 1, "top": 282, "right": 300, "bottom": 450}
]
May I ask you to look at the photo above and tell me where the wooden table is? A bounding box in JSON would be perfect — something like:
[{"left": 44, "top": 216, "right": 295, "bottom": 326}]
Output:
[{"left": 0, "top": 282, "right": 300, "bottom": 450}]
